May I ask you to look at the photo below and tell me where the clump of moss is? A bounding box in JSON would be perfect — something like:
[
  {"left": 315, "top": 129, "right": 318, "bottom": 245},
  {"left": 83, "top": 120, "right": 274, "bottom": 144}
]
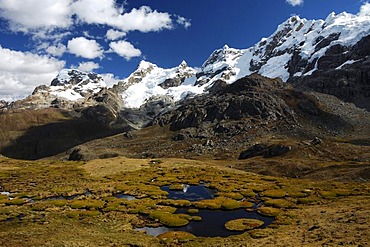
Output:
[
  {"left": 159, "top": 199, "right": 191, "bottom": 207},
  {"left": 194, "top": 199, "right": 221, "bottom": 210},
  {"left": 50, "top": 200, "right": 69, "bottom": 207},
  {"left": 240, "top": 190, "right": 255, "bottom": 198},
  {"left": 0, "top": 194, "right": 8, "bottom": 200},
  {"left": 297, "top": 196, "right": 321, "bottom": 205},
  {"left": 319, "top": 191, "right": 337, "bottom": 198},
  {"left": 5, "top": 198, "right": 27, "bottom": 206},
  {"left": 257, "top": 207, "right": 283, "bottom": 217},
  {"left": 261, "top": 190, "right": 286, "bottom": 198},
  {"left": 157, "top": 231, "right": 195, "bottom": 243},
  {"left": 69, "top": 199, "right": 105, "bottom": 210},
  {"left": 218, "top": 192, "right": 244, "bottom": 200},
  {"left": 249, "top": 229, "right": 273, "bottom": 239},
  {"left": 187, "top": 208, "right": 199, "bottom": 214},
  {"left": 332, "top": 189, "right": 351, "bottom": 196},
  {"left": 149, "top": 211, "right": 189, "bottom": 227},
  {"left": 168, "top": 184, "right": 184, "bottom": 191},
  {"left": 286, "top": 190, "right": 308, "bottom": 198},
  {"left": 239, "top": 201, "right": 254, "bottom": 208},
  {"left": 220, "top": 197, "right": 241, "bottom": 210},
  {"left": 225, "top": 218, "right": 264, "bottom": 231},
  {"left": 191, "top": 216, "right": 202, "bottom": 221}
]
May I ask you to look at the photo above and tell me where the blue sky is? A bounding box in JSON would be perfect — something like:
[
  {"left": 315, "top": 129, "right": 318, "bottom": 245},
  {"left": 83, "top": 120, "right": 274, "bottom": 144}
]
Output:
[{"left": 0, "top": 0, "right": 367, "bottom": 100}]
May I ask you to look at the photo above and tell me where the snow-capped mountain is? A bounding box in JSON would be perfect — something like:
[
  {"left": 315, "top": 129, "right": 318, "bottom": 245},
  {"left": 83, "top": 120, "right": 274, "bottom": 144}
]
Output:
[
  {"left": 33, "top": 69, "right": 106, "bottom": 101},
  {"left": 115, "top": 60, "right": 200, "bottom": 108},
  {"left": 8, "top": 7, "right": 370, "bottom": 113}
]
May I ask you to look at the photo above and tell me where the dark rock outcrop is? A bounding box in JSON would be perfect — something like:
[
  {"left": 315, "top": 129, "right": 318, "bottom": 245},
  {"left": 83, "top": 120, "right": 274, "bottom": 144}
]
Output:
[
  {"left": 154, "top": 74, "right": 296, "bottom": 131},
  {"left": 239, "top": 144, "right": 291, "bottom": 159},
  {"left": 290, "top": 35, "right": 370, "bottom": 111}
]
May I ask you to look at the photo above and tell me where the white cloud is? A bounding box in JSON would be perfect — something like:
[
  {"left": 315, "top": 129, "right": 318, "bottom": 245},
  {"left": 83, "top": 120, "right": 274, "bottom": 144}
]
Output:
[
  {"left": 0, "top": 46, "right": 65, "bottom": 101},
  {"left": 73, "top": 61, "right": 100, "bottom": 72},
  {"left": 46, "top": 43, "right": 67, "bottom": 57},
  {"left": 359, "top": 2, "right": 370, "bottom": 16},
  {"left": 286, "top": 0, "right": 303, "bottom": 6},
  {"left": 106, "top": 29, "right": 126, "bottom": 40},
  {"left": 109, "top": 40, "right": 141, "bottom": 60},
  {"left": 72, "top": 1, "right": 173, "bottom": 32},
  {"left": 176, "top": 16, "right": 191, "bottom": 29},
  {"left": 0, "top": 0, "right": 73, "bottom": 32},
  {"left": 67, "top": 37, "right": 104, "bottom": 59},
  {"left": 101, "top": 73, "right": 121, "bottom": 87},
  {"left": 0, "top": 0, "right": 190, "bottom": 43}
]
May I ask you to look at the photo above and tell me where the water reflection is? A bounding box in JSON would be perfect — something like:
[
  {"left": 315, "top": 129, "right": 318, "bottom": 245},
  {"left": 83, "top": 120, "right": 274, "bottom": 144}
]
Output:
[
  {"left": 114, "top": 193, "right": 136, "bottom": 200},
  {"left": 160, "top": 184, "right": 215, "bottom": 201},
  {"left": 139, "top": 209, "right": 274, "bottom": 237}
]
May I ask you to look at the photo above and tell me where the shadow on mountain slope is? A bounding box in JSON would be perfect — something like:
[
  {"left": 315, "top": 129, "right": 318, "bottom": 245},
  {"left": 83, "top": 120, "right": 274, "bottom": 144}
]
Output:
[{"left": 0, "top": 109, "right": 121, "bottom": 160}]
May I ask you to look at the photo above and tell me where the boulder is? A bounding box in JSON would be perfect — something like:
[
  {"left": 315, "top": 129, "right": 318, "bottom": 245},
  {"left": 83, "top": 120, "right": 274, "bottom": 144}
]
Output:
[
  {"left": 239, "top": 144, "right": 267, "bottom": 159},
  {"left": 239, "top": 144, "right": 291, "bottom": 159}
]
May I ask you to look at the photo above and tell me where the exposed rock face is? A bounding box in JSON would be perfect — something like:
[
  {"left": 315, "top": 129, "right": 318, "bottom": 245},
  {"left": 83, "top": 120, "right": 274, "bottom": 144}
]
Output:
[
  {"left": 290, "top": 35, "right": 370, "bottom": 110},
  {"left": 152, "top": 74, "right": 297, "bottom": 131},
  {"left": 239, "top": 144, "right": 291, "bottom": 159},
  {"left": 0, "top": 100, "right": 8, "bottom": 109}
]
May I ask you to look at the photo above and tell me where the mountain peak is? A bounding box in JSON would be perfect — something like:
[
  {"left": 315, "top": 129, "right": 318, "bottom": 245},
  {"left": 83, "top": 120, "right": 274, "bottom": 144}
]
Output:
[
  {"left": 179, "top": 60, "right": 188, "bottom": 68},
  {"left": 138, "top": 60, "right": 157, "bottom": 71}
]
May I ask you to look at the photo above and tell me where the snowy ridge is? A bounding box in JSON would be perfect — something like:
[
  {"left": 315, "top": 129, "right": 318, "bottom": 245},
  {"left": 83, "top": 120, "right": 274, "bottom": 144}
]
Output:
[
  {"left": 25, "top": 5, "right": 370, "bottom": 109},
  {"left": 37, "top": 69, "right": 107, "bottom": 101},
  {"left": 120, "top": 6, "right": 370, "bottom": 108},
  {"left": 121, "top": 60, "right": 200, "bottom": 108}
]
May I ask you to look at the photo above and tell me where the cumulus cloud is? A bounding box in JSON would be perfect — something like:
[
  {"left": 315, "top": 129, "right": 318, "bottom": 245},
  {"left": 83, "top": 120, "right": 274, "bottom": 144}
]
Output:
[
  {"left": 0, "top": 0, "right": 189, "bottom": 36},
  {"left": 0, "top": 0, "right": 73, "bottom": 32},
  {"left": 359, "top": 2, "right": 370, "bottom": 16},
  {"left": 106, "top": 29, "right": 126, "bottom": 40},
  {"left": 109, "top": 40, "right": 142, "bottom": 60},
  {"left": 67, "top": 37, "right": 104, "bottom": 59},
  {"left": 73, "top": 61, "right": 100, "bottom": 72},
  {"left": 286, "top": 0, "right": 304, "bottom": 6},
  {"left": 72, "top": 1, "right": 173, "bottom": 32},
  {"left": 101, "top": 73, "right": 122, "bottom": 87},
  {"left": 46, "top": 43, "right": 67, "bottom": 57},
  {"left": 0, "top": 46, "right": 65, "bottom": 101}
]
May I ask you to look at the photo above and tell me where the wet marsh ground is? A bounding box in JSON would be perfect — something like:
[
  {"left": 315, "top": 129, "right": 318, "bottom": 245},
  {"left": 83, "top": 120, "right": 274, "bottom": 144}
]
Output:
[{"left": 0, "top": 156, "right": 369, "bottom": 246}]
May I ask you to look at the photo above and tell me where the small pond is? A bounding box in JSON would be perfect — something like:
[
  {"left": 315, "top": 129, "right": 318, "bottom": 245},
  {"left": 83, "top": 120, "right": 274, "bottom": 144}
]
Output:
[
  {"left": 114, "top": 193, "right": 136, "bottom": 201},
  {"left": 138, "top": 209, "right": 274, "bottom": 237},
  {"left": 135, "top": 184, "right": 274, "bottom": 237},
  {"left": 160, "top": 184, "right": 215, "bottom": 201}
]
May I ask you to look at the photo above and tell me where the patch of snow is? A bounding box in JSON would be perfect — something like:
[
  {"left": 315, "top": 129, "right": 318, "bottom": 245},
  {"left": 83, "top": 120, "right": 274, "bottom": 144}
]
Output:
[
  {"left": 259, "top": 54, "right": 291, "bottom": 81},
  {"left": 335, "top": 59, "right": 360, "bottom": 70}
]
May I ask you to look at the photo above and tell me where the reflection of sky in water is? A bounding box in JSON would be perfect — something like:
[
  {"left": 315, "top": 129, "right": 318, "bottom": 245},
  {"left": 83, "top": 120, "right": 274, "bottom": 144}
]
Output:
[
  {"left": 114, "top": 194, "right": 136, "bottom": 200},
  {"left": 137, "top": 209, "right": 274, "bottom": 237},
  {"left": 160, "top": 185, "right": 215, "bottom": 201},
  {"left": 136, "top": 226, "right": 169, "bottom": 236}
]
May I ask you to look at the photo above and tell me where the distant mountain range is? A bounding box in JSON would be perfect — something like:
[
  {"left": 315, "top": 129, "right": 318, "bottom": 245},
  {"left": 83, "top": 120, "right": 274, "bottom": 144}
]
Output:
[{"left": 1, "top": 9, "right": 370, "bottom": 162}]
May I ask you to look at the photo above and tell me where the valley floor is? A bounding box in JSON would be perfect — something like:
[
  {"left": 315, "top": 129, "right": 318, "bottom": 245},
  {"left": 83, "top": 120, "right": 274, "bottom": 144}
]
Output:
[{"left": 0, "top": 156, "right": 369, "bottom": 246}]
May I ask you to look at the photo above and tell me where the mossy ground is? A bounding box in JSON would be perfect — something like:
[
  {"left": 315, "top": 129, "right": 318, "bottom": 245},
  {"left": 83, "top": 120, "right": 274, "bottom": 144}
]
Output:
[{"left": 0, "top": 156, "right": 369, "bottom": 246}]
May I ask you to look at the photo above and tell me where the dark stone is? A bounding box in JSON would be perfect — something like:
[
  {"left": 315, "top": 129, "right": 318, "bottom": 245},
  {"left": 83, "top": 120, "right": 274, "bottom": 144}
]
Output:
[
  {"left": 68, "top": 147, "right": 93, "bottom": 161},
  {"left": 159, "top": 77, "right": 183, "bottom": 89},
  {"left": 123, "top": 132, "right": 133, "bottom": 139},
  {"left": 172, "top": 133, "right": 186, "bottom": 141},
  {"left": 239, "top": 143, "right": 291, "bottom": 159},
  {"left": 239, "top": 144, "right": 267, "bottom": 159},
  {"left": 310, "top": 137, "right": 322, "bottom": 145},
  {"left": 263, "top": 144, "right": 291, "bottom": 158}
]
